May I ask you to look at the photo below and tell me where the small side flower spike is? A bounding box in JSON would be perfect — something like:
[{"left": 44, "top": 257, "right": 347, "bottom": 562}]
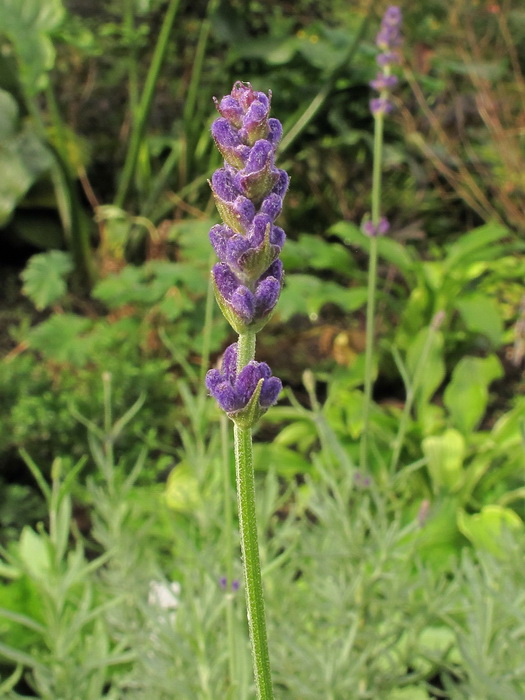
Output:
[{"left": 206, "top": 343, "right": 282, "bottom": 427}]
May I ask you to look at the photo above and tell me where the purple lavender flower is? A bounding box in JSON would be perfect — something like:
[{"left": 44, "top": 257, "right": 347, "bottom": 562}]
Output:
[
  {"left": 362, "top": 216, "right": 390, "bottom": 237},
  {"left": 209, "top": 82, "right": 289, "bottom": 334},
  {"left": 206, "top": 343, "right": 282, "bottom": 426},
  {"left": 219, "top": 576, "right": 241, "bottom": 592},
  {"left": 369, "top": 6, "right": 403, "bottom": 117}
]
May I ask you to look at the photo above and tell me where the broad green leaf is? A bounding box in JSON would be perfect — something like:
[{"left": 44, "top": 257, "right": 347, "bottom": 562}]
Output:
[
  {"left": 411, "top": 498, "right": 463, "bottom": 569},
  {"left": 19, "top": 528, "right": 50, "bottom": 580},
  {"left": 0, "top": 89, "right": 53, "bottom": 225},
  {"left": 0, "top": 90, "right": 18, "bottom": 140},
  {"left": 422, "top": 429, "right": 465, "bottom": 494},
  {"left": 0, "top": 0, "right": 65, "bottom": 95},
  {"left": 279, "top": 274, "right": 368, "bottom": 321},
  {"left": 443, "top": 355, "right": 503, "bottom": 434},
  {"left": 406, "top": 327, "right": 445, "bottom": 411},
  {"left": 164, "top": 463, "right": 200, "bottom": 513},
  {"left": 455, "top": 293, "right": 503, "bottom": 347},
  {"left": 20, "top": 250, "right": 73, "bottom": 310},
  {"left": 458, "top": 505, "right": 523, "bottom": 556},
  {"left": 443, "top": 222, "right": 510, "bottom": 271},
  {"left": 329, "top": 221, "right": 416, "bottom": 278},
  {"left": 253, "top": 443, "right": 313, "bottom": 478},
  {"left": 282, "top": 234, "right": 355, "bottom": 274}
]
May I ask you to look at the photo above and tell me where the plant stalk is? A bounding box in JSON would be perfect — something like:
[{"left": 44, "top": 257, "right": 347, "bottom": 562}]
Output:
[
  {"left": 221, "top": 414, "right": 238, "bottom": 694},
  {"left": 360, "top": 110, "right": 384, "bottom": 471},
  {"left": 233, "top": 331, "right": 273, "bottom": 700}
]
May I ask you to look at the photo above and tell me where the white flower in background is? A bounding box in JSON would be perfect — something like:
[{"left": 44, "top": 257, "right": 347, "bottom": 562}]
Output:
[{"left": 148, "top": 580, "right": 181, "bottom": 625}]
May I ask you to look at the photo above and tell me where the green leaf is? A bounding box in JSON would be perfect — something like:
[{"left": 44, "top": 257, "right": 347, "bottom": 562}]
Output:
[
  {"left": 422, "top": 429, "right": 465, "bottom": 494},
  {"left": 443, "top": 355, "right": 503, "bottom": 434},
  {"left": 282, "top": 234, "right": 356, "bottom": 274},
  {"left": 18, "top": 527, "right": 50, "bottom": 580},
  {"left": 406, "top": 327, "right": 445, "bottom": 411},
  {"left": 457, "top": 505, "right": 523, "bottom": 555},
  {"left": 279, "top": 274, "right": 368, "bottom": 321},
  {"left": 0, "top": 0, "right": 65, "bottom": 95},
  {"left": 27, "top": 313, "right": 93, "bottom": 364},
  {"left": 0, "top": 89, "right": 53, "bottom": 226},
  {"left": 253, "top": 443, "right": 314, "bottom": 478},
  {"left": 443, "top": 222, "right": 510, "bottom": 271},
  {"left": 455, "top": 293, "right": 503, "bottom": 347},
  {"left": 164, "top": 462, "right": 200, "bottom": 513},
  {"left": 329, "top": 221, "right": 416, "bottom": 278},
  {"left": 20, "top": 250, "right": 73, "bottom": 310},
  {"left": 0, "top": 89, "right": 18, "bottom": 140}
]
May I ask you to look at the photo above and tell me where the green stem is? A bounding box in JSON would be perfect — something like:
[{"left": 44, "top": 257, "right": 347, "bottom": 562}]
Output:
[
  {"left": 360, "top": 110, "right": 384, "bottom": 471},
  {"left": 236, "top": 331, "right": 256, "bottom": 372},
  {"left": 221, "top": 414, "right": 238, "bottom": 694},
  {"left": 233, "top": 331, "right": 273, "bottom": 700},
  {"left": 115, "top": 0, "right": 181, "bottom": 207},
  {"left": 123, "top": 0, "right": 139, "bottom": 113}
]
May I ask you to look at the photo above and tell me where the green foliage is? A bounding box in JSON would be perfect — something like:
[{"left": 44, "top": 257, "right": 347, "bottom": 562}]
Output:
[
  {"left": 443, "top": 355, "right": 503, "bottom": 434},
  {"left": 20, "top": 250, "right": 73, "bottom": 310},
  {"left": 0, "top": 0, "right": 64, "bottom": 95},
  {"left": 1, "top": 2, "right": 525, "bottom": 697},
  {"left": 0, "top": 89, "right": 52, "bottom": 227}
]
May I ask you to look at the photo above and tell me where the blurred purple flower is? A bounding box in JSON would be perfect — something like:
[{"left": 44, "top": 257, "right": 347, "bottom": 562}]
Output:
[
  {"left": 370, "top": 6, "right": 403, "bottom": 117},
  {"left": 362, "top": 216, "right": 390, "bottom": 237}
]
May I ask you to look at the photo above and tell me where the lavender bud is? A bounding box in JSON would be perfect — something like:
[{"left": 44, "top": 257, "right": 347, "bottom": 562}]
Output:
[
  {"left": 375, "top": 6, "right": 402, "bottom": 52},
  {"left": 206, "top": 343, "right": 282, "bottom": 426},
  {"left": 370, "top": 97, "right": 393, "bottom": 116},
  {"left": 369, "top": 73, "right": 398, "bottom": 92},
  {"left": 362, "top": 220, "right": 377, "bottom": 237},
  {"left": 370, "top": 7, "right": 402, "bottom": 117},
  {"left": 362, "top": 216, "right": 390, "bottom": 237},
  {"left": 377, "top": 217, "right": 390, "bottom": 235}
]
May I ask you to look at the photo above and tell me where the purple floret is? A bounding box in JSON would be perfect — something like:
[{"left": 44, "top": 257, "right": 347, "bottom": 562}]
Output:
[{"left": 206, "top": 343, "right": 282, "bottom": 415}]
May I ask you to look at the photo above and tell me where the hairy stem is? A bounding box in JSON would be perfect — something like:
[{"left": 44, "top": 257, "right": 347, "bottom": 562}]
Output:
[{"left": 233, "top": 331, "right": 273, "bottom": 699}]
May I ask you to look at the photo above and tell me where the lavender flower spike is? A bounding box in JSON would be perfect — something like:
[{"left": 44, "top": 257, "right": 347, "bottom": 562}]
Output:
[
  {"left": 369, "top": 6, "right": 403, "bottom": 116},
  {"left": 206, "top": 343, "right": 282, "bottom": 427},
  {"left": 209, "top": 82, "right": 289, "bottom": 335}
]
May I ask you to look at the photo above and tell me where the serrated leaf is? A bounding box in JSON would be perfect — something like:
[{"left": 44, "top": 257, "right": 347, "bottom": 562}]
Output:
[
  {"left": 27, "top": 313, "right": 93, "bottom": 364},
  {"left": 20, "top": 250, "right": 73, "bottom": 310}
]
